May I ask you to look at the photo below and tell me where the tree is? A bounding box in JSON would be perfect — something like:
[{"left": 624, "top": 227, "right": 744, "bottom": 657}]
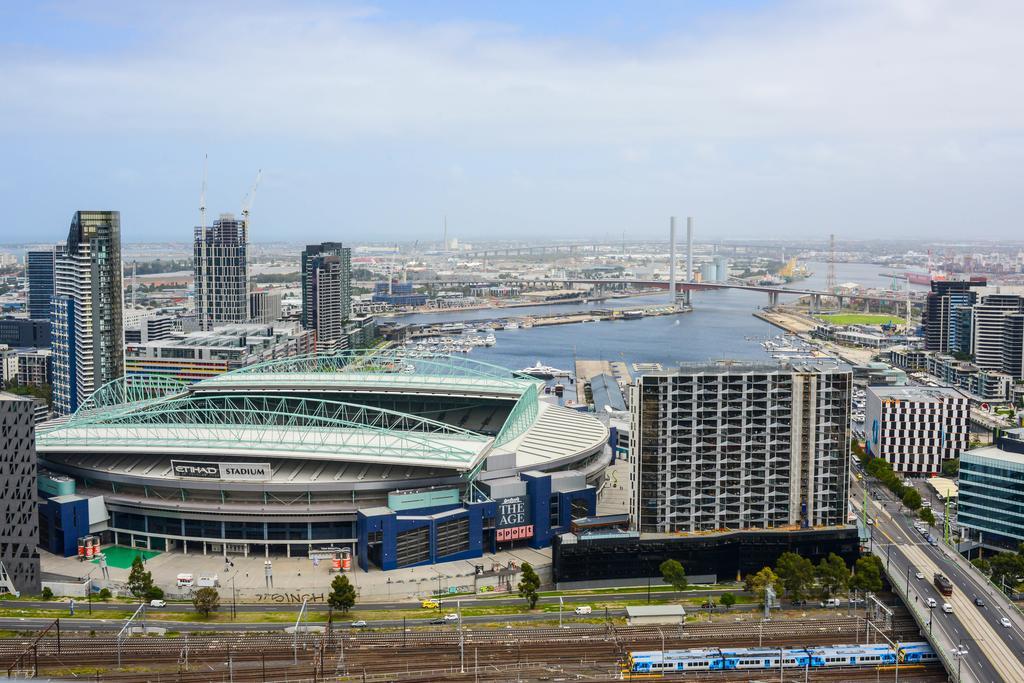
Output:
[
  {"left": 941, "top": 458, "right": 960, "bottom": 478},
  {"left": 901, "top": 488, "right": 922, "bottom": 510},
  {"left": 918, "top": 508, "right": 935, "bottom": 526},
  {"left": 850, "top": 556, "right": 884, "bottom": 593},
  {"left": 815, "top": 553, "right": 851, "bottom": 598},
  {"left": 988, "top": 552, "right": 1024, "bottom": 590},
  {"left": 192, "top": 587, "right": 220, "bottom": 618},
  {"left": 146, "top": 585, "right": 165, "bottom": 601},
  {"left": 659, "top": 559, "right": 688, "bottom": 592},
  {"left": 97, "top": 588, "right": 112, "bottom": 601},
  {"left": 518, "top": 562, "right": 541, "bottom": 609},
  {"left": 775, "top": 552, "right": 816, "bottom": 602},
  {"left": 719, "top": 592, "right": 736, "bottom": 609},
  {"left": 126, "top": 556, "right": 155, "bottom": 599},
  {"left": 41, "top": 587, "right": 53, "bottom": 600},
  {"left": 328, "top": 574, "right": 357, "bottom": 613},
  {"left": 745, "top": 567, "right": 783, "bottom": 605}
]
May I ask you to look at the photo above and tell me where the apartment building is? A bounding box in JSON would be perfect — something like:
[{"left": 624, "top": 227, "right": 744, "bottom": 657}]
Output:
[
  {"left": 628, "top": 362, "right": 851, "bottom": 534},
  {"left": 865, "top": 386, "right": 969, "bottom": 475},
  {"left": 194, "top": 214, "right": 248, "bottom": 330}
]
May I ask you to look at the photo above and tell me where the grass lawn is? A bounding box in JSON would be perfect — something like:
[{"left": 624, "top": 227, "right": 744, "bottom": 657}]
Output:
[{"left": 819, "top": 313, "right": 905, "bottom": 326}]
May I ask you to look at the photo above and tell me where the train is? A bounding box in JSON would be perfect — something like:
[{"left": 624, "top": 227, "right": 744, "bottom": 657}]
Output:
[
  {"left": 627, "top": 642, "right": 937, "bottom": 673},
  {"left": 933, "top": 573, "right": 954, "bottom": 597}
]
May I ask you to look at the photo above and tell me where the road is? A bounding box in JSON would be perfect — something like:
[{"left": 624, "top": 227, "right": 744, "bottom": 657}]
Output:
[
  {"left": 856, "top": 476, "right": 1024, "bottom": 683},
  {"left": 3, "top": 586, "right": 742, "bottom": 614}
]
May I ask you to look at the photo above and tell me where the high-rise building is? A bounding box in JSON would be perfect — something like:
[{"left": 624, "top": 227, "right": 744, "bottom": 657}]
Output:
[
  {"left": 628, "top": 362, "right": 851, "bottom": 533},
  {"left": 971, "top": 292, "right": 1024, "bottom": 379},
  {"left": 51, "top": 211, "right": 123, "bottom": 415},
  {"left": 301, "top": 242, "right": 352, "bottom": 352},
  {"left": 26, "top": 248, "right": 55, "bottom": 321},
  {"left": 249, "top": 289, "right": 282, "bottom": 324},
  {"left": 0, "top": 393, "right": 41, "bottom": 595},
  {"left": 864, "top": 386, "right": 969, "bottom": 475},
  {"left": 194, "top": 213, "right": 248, "bottom": 330},
  {"left": 923, "top": 278, "right": 986, "bottom": 354}
]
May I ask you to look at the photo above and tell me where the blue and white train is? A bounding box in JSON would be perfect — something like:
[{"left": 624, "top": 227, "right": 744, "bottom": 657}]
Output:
[{"left": 627, "top": 642, "right": 935, "bottom": 674}]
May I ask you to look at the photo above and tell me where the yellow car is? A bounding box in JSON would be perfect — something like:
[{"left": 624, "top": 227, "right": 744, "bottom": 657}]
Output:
[{"left": 421, "top": 599, "right": 440, "bottom": 609}]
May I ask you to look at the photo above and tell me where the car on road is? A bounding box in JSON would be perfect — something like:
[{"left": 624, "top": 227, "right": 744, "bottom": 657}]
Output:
[
  {"left": 1001, "top": 617, "right": 1012, "bottom": 628},
  {"left": 430, "top": 618, "right": 447, "bottom": 625},
  {"left": 926, "top": 598, "right": 938, "bottom": 608},
  {"left": 421, "top": 599, "right": 440, "bottom": 609},
  {"left": 149, "top": 599, "right": 166, "bottom": 608},
  {"left": 443, "top": 613, "right": 459, "bottom": 622},
  {"left": 350, "top": 620, "right": 367, "bottom": 628},
  {"left": 574, "top": 606, "right": 592, "bottom": 615},
  {"left": 915, "top": 572, "right": 925, "bottom": 580},
  {"left": 942, "top": 603, "right": 953, "bottom": 614},
  {"left": 929, "top": 538, "right": 938, "bottom": 546},
  {"left": 866, "top": 518, "right": 874, "bottom": 525},
  {"left": 974, "top": 597, "right": 985, "bottom": 607}
]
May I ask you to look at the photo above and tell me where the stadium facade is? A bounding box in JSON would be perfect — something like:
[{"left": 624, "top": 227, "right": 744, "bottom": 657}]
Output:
[{"left": 35, "top": 352, "right": 609, "bottom": 571}]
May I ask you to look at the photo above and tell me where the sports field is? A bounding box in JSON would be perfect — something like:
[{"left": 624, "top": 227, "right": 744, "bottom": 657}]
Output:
[
  {"left": 91, "top": 546, "right": 161, "bottom": 569},
  {"left": 819, "top": 313, "right": 905, "bottom": 326}
]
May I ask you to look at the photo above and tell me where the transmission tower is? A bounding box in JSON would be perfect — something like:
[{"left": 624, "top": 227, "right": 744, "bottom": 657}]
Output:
[{"left": 825, "top": 233, "right": 837, "bottom": 293}]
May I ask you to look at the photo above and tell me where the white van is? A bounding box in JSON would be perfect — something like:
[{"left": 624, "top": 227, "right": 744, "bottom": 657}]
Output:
[
  {"left": 821, "top": 598, "right": 843, "bottom": 608},
  {"left": 942, "top": 603, "right": 954, "bottom": 614},
  {"left": 176, "top": 573, "right": 194, "bottom": 588},
  {"left": 197, "top": 575, "right": 219, "bottom": 588},
  {"left": 574, "top": 605, "right": 592, "bottom": 615}
]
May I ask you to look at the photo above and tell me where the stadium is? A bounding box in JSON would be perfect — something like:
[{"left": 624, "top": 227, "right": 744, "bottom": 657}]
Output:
[{"left": 35, "top": 351, "right": 609, "bottom": 570}]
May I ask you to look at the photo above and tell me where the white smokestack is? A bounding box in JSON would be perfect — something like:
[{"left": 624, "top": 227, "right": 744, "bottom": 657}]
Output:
[{"left": 669, "top": 216, "right": 677, "bottom": 305}]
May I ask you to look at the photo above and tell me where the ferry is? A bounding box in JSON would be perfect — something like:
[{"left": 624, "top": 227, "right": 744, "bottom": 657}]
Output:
[{"left": 518, "top": 362, "right": 571, "bottom": 380}]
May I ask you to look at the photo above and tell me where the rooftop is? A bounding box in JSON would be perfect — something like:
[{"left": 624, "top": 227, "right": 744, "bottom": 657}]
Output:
[{"left": 868, "top": 386, "right": 967, "bottom": 401}]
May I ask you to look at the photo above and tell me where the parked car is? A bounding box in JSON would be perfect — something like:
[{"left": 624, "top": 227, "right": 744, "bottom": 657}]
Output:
[{"left": 149, "top": 599, "right": 166, "bottom": 608}]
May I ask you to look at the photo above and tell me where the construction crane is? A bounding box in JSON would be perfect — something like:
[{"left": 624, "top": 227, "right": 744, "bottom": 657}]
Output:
[
  {"left": 197, "top": 154, "right": 209, "bottom": 327},
  {"left": 240, "top": 169, "right": 262, "bottom": 234}
]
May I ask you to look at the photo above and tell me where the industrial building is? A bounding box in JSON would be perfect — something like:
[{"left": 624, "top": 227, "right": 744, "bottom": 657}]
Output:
[
  {"left": 124, "top": 323, "right": 315, "bottom": 384},
  {"left": 864, "top": 386, "right": 969, "bottom": 475},
  {"left": 35, "top": 351, "right": 609, "bottom": 570},
  {"left": 958, "top": 429, "right": 1024, "bottom": 551},
  {"left": 0, "top": 393, "right": 41, "bottom": 595},
  {"left": 628, "top": 361, "right": 851, "bottom": 533}
]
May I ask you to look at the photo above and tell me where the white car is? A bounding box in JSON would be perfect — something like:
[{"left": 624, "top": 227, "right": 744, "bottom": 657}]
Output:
[
  {"left": 149, "top": 599, "right": 166, "bottom": 608},
  {"left": 350, "top": 620, "right": 367, "bottom": 628},
  {"left": 942, "top": 603, "right": 953, "bottom": 614},
  {"left": 926, "top": 598, "right": 937, "bottom": 608},
  {"left": 1001, "top": 617, "right": 1012, "bottom": 628},
  {"left": 443, "top": 613, "right": 459, "bottom": 622},
  {"left": 915, "top": 572, "right": 925, "bottom": 580}
]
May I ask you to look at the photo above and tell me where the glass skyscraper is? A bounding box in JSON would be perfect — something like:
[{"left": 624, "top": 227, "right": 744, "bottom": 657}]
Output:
[
  {"left": 51, "top": 211, "right": 124, "bottom": 415},
  {"left": 26, "top": 248, "right": 55, "bottom": 321}
]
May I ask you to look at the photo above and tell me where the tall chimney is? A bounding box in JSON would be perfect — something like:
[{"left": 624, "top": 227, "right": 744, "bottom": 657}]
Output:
[
  {"left": 669, "top": 217, "right": 677, "bottom": 305},
  {"left": 686, "top": 216, "right": 694, "bottom": 284}
]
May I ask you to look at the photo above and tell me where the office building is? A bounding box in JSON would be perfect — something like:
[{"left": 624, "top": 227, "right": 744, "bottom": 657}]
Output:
[
  {"left": 371, "top": 281, "right": 427, "bottom": 307},
  {"left": 0, "top": 394, "right": 41, "bottom": 595},
  {"left": 958, "top": 428, "right": 1024, "bottom": 550},
  {"left": 0, "top": 318, "right": 49, "bottom": 348},
  {"left": 249, "top": 289, "right": 282, "bottom": 324},
  {"left": 864, "top": 386, "right": 969, "bottom": 475},
  {"left": 971, "top": 291, "right": 1024, "bottom": 379},
  {"left": 26, "top": 249, "right": 55, "bottom": 321},
  {"left": 301, "top": 242, "right": 352, "bottom": 352},
  {"left": 51, "top": 211, "right": 124, "bottom": 415},
  {"left": 194, "top": 213, "right": 248, "bottom": 330},
  {"left": 628, "top": 362, "right": 851, "bottom": 533},
  {"left": 923, "top": 278, "right": 985, "bottom": 354},
  {"left": 124, "top": 323, "right": 315, "bottom": 383}
]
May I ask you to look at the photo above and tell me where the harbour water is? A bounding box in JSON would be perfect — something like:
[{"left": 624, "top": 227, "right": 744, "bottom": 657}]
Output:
[{"left": 383, "top": 262, "right": 916, "bottom": 372}]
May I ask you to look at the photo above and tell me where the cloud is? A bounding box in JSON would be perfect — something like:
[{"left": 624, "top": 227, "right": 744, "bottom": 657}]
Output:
[{"left": 1, "top": 0, "right": 1023, "bottom": 240}]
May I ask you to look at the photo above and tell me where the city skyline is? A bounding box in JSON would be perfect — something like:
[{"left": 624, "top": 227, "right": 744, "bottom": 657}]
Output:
[{"left": 3, "top": 1, "right": 1023, "bottom": 243}]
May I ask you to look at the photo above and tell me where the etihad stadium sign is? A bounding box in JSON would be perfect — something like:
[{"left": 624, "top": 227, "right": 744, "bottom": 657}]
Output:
[{"left": 170, "top": 460, "right": 272, "bottom": 481}]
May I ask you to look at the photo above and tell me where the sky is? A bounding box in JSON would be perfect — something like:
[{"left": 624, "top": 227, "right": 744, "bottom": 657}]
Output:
[{"left": 1, "top": 0, "right": 1023, "bottom": 244}]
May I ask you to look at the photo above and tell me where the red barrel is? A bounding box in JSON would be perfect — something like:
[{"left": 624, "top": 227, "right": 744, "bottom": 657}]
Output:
[
  {"left": 341, "top": 557, "right": 351, "bottom": 571},
  {"left": 78, "top": 544, "right": 85, "bottom": 559},
  {"left": 332, "top": 558, "right": 341, "bottom": 571}
]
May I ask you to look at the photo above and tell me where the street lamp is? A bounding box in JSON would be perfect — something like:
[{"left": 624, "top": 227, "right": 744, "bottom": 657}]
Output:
[{"left": 951, "top": 641, "right": 968, "bottom": 683}]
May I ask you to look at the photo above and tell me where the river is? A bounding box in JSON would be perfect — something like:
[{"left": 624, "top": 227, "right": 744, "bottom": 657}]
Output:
[{"left": 382, "top": 261, "right": 918, "bottom": 371}]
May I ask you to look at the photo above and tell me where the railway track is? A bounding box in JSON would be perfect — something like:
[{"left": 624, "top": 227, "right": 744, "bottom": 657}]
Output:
[{"left": 0, "top": 615, "right": 928, "bottom": 681}]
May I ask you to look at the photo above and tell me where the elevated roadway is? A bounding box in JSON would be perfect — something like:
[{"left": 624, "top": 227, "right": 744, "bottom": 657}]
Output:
[{"left": 855, "top": 476, "right": 1024, "bottom": 683}]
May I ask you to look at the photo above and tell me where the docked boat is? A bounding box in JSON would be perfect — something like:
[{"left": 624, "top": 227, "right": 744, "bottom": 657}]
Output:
[
  {"left": 517, "top": 362, "right": 571, "bottom": 380},
  {"left": 503, "top": 321, "right": 520, "bottom": 330}
]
